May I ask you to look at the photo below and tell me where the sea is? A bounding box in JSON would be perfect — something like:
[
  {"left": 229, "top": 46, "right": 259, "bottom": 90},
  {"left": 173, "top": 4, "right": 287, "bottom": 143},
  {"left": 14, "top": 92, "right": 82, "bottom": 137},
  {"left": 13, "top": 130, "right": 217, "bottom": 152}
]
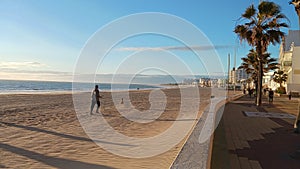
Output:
[{"left": 0, "top": 79, "right": 162, "bottom": 94}]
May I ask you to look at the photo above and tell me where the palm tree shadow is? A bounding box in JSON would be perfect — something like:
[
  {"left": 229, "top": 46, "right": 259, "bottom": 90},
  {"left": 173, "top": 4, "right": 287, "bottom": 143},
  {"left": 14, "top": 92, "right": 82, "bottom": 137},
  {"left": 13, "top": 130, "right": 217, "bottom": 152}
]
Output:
[
  {"left": 233, "top": 118, "right": 300, "bottom": 169},
  {"left": 0, "top": 143, "right": 114, "bottom": 169},
  {"left": 0, "top": 122, "right": 136, "bottom": 147}
]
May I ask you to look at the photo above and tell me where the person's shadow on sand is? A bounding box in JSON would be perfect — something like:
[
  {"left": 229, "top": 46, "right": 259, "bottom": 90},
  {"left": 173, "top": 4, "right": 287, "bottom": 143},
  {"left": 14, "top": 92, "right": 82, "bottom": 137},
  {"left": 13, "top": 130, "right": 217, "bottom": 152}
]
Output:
[
  {"left": 0, "top": 122, "right": 135, "bottom": 147},
  {"left": 0, "top": 142, "right": 115, "bottom": 169}
]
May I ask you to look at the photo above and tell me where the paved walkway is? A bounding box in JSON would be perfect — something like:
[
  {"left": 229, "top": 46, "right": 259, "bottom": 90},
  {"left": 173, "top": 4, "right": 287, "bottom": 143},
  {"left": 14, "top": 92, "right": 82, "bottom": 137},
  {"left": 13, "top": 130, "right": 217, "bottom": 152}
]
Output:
[{"left": 212, "top": 94, "right": 300, "bottom": 169}]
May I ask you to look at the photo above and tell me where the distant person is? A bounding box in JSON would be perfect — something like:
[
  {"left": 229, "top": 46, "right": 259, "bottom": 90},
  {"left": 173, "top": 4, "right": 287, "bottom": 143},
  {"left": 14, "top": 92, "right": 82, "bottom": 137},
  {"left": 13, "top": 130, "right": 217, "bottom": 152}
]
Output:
[
  {"left": 248, "top": 88, "right": 252, "bottom": 98},
  {"left": 243, "top": 88, "right": 246, "bottom": 94},
  {"left": 253, "top": 89, "right": 256, "bottom": 97},
  {"left": 268, "top": 89, "right": 274, "bottom": 103},
  {"left": 263, "top": 88, "right": 267, "bottom": 95},
  {"left": 90, "top": 85, "right": 101, "bottom": 115},
  {"left": 288, "top": 91, "right": 292, "bottom": 100}
]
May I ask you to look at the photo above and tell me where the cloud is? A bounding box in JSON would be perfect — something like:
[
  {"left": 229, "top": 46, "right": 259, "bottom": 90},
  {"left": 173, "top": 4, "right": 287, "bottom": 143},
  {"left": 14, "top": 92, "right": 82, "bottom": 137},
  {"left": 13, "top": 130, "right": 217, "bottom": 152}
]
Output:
[
  {"left": 117, "top": 45, "right": 234, "bottom": 52},
  {"left": 0, "top": 61, "right": 46, "bottom": 69},
  {"left": 0, "top": 64, "right": 73, "bottom": 81},
  {"left": 0, "top": 61, "right": 70, "bottom": 80},
  {"left": 0, "top": 71, "right": 73, "bottom": 82}
]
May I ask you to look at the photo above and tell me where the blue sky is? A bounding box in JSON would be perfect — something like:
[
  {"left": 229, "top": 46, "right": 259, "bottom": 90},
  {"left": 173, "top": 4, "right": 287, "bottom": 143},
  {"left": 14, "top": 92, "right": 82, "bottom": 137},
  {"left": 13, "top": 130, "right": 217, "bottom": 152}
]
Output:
[{"left": 0, "top": 0, "right": 298, "bottom": 81}]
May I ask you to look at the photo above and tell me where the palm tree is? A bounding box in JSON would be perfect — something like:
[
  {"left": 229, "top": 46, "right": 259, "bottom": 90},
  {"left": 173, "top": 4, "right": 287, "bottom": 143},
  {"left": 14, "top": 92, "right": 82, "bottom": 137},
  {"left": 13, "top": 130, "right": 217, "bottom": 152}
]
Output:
[
  {"left": 239, "top": 50, "right": 258, "bottom": 86},
  {"left": 234, "top": 1, "right": 289, "bottom": 106},
  {"left": 239, "top": 49, "right": 278, "bottom": 98},
  {"left": 273, "top": 70, "right": 288, "bottom": 91},
  {"left": 289, "top": 0, "right": 300, "bottom": 28}
]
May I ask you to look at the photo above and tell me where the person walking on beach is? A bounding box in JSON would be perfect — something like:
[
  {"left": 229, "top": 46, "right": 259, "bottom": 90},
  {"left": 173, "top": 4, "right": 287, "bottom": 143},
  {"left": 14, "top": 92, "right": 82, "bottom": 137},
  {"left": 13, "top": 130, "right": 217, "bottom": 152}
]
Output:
[
  {"left": 90, "top": 85, "right": 101, "bottom": 115},
  {"left": 268, "top": 89, "right": 274, "bottom": 103}
]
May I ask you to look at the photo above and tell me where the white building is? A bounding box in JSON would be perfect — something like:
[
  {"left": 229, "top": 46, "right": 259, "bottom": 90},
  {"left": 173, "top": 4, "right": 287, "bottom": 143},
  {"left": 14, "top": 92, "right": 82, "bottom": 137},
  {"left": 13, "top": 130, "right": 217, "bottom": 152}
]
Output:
[
  {"left": 229, "top": 68, "right": 250, "bottom": 83},
  {"left": 217, "top": 79, "right": 226, "bottom": 88},
  {"left": 229, "top": 68, "right": 235, "bottom": 84},
  {"left": 236, "top": 68, "right": 250, "bottom": 82},
  {"left": 279, "top": 30, "right": 300, "bottom": 93},
  {"left": 262, "top": 72, "right": 278, "bottom": 90}
]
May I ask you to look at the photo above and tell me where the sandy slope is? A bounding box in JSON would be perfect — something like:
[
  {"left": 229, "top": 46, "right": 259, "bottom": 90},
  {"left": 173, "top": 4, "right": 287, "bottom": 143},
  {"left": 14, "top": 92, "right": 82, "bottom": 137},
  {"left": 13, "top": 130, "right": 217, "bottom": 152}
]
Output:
[{"left": 0, "top": 87, "right": 217, "bottom": 169}]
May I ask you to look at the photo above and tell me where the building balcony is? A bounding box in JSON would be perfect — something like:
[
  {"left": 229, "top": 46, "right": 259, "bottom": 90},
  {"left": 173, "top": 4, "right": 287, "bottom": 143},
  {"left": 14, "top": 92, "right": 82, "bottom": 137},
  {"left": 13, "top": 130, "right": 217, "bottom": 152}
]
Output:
[{"left": 283, "top": 61, "right": 292, "bottom": 67}]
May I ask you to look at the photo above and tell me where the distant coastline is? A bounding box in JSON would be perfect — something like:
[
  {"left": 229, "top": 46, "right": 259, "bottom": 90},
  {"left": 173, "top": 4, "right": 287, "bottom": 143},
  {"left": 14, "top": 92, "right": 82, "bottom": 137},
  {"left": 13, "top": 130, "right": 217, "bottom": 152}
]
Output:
[{"left": 0, "top": 79, "right": 163, "bottom": 94}]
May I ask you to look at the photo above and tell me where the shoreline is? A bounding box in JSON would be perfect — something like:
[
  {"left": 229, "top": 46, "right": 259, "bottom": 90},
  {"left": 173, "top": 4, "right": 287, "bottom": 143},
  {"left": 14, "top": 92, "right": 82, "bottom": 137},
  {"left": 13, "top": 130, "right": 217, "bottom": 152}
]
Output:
[
  {"left": 0, "top": 79, "right": 167, "bottom": 95},
  {"left": 0, "top": 86, "right": 169, "bottom": 95}
]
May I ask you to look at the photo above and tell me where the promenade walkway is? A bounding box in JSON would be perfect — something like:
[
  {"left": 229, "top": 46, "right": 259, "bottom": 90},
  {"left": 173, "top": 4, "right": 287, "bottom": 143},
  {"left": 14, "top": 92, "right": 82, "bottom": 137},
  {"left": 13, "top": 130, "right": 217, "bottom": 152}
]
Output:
[{"left": 212, "top": 94, "right": 300, "bottom": 169}]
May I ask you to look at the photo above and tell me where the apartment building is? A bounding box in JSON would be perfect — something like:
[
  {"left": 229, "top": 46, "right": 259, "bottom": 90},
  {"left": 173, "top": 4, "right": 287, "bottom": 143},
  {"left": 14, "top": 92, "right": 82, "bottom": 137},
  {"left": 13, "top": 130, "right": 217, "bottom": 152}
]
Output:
[{"left": 279, "top": 30, "right": 300, "bottom": 93}]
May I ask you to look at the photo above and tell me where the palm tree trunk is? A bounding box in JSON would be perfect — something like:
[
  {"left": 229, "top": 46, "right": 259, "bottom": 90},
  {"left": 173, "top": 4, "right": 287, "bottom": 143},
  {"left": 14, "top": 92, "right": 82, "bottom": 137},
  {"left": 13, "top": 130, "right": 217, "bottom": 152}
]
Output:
[
  {"left": 256, "top": 61, "right": 263, "bottom": 106},
  {"left": 255, "top": 81, "right": 258, "bottom": 104}
]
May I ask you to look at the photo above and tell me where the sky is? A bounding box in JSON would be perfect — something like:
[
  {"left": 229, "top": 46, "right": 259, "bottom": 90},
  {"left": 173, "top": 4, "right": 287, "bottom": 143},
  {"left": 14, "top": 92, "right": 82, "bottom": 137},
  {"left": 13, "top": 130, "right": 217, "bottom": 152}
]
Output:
[{"left": 0, "top": 0, "right": 298, "bottom": 82}]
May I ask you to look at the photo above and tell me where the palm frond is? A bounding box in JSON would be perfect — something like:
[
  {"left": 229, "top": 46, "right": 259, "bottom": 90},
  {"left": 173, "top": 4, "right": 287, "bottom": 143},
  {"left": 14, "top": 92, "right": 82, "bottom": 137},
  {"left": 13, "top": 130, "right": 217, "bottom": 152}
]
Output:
[
  {"left": 258, "top": 1, "right": 280, "bottom": 17},
  {"left": 267, "top": 30, "right": 285, "bottom": 45},
  {"left": 242, "top": 5, "right": 256, "bottom": 19}
]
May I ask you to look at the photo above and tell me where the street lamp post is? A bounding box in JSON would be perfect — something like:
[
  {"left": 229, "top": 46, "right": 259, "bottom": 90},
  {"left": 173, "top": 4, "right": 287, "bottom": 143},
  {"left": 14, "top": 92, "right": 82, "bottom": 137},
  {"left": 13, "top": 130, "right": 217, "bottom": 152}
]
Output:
[
  {"left": 228, "top": 53, "right": 230, "bottom": 92},
  {"left": 233, "top": 46, "right": 237, "bottom": 94}
]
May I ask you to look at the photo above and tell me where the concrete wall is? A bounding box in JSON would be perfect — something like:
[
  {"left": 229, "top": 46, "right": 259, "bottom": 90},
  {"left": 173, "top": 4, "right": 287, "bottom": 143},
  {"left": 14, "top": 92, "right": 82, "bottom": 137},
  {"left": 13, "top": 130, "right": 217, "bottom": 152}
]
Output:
[
  {"left": 284, "top": 30, "right": 300, "bottom": 50},
  {"left": 288, "top": 46, "right": 300, "bottom": 92}
]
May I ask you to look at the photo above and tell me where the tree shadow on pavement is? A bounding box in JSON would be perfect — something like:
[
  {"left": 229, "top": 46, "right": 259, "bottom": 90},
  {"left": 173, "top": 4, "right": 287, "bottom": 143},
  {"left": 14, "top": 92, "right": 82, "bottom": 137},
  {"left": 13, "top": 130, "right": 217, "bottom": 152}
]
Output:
[{"left": 233, "top": 118, "right": 300, "bottom": 169}]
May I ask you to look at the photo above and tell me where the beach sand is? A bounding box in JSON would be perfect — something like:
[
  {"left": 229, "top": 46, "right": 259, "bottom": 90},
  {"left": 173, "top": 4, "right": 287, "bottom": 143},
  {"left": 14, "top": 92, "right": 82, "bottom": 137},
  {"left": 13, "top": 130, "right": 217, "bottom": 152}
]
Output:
[{"left": 0, "top": 87, "right": 219, "bottom": 169}]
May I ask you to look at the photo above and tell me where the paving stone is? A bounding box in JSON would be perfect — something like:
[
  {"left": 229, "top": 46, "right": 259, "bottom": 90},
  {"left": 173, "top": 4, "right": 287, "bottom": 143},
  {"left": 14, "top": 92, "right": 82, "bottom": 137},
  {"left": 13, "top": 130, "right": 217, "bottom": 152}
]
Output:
[{"left": 213, "top": 95, "right": 300, "bottom": 169}]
